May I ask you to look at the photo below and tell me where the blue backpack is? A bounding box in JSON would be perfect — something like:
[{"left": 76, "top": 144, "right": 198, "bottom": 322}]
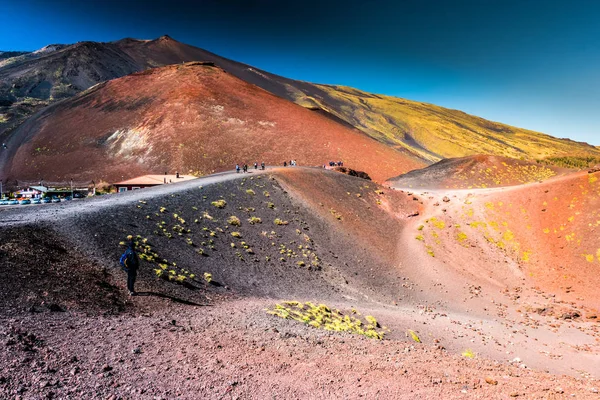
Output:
[{"left": 120, "top": 249, "right": 137, "bottom": 272}]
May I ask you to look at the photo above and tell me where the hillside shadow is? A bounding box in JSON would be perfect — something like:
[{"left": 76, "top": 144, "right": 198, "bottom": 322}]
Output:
[{"left": 134, "top": 291, "right": 211, "bottom": 307}]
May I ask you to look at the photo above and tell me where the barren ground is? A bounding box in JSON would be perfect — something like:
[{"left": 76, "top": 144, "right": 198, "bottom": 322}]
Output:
[{"left": 1, "top": 167, "right": 599, "bottom": 399}]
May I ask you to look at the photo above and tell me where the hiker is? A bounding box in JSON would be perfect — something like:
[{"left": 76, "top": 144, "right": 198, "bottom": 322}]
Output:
[
  {"left": 243, "top": 164, "right": 248, "bottom": 173},
  {"left": 261, "top": 161, "right": 265, "bottom": 170},
  {"left": 120, "top": 241, "right": 140, "bottom": 296},
  {"left": 283, "top": 161, "right": 287, "bottom": 167},
  {"left": 236, "top": 164, "right": 240, "bottom": 173},
  {"left": 254, "top": 162, "right": 258, "bottom": 170}
]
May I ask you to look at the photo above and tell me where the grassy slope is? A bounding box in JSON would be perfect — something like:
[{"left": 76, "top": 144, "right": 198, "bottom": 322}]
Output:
[{"left": 291, "top": 84, "right": 600, "bottom": 163}]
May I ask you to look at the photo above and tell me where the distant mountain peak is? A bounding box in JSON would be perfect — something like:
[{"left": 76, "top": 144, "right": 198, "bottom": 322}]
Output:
[{"left": 33, "top": 44, "right": 66, "bottom": 54}]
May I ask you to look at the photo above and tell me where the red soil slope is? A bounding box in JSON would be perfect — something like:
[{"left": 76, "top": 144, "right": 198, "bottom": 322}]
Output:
[
  {"left": 1, "top": 63, "right": 424, "bottom": 183},
  {"left": 387, "top": 154, "right": 568, "bottom": 190},
  {"left": 404, "top": 168, "right": 600, "bottom": 309},
  {"left": 476, "top": 170, "right": 600, "bottom": 309}
]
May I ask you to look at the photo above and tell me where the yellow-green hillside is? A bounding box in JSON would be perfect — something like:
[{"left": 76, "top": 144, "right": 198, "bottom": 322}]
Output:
[{"left": 289, "top": 84, "right": 600, "bottom": 163}]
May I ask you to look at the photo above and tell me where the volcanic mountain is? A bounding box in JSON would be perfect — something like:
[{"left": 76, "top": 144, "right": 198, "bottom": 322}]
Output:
[
  {"left": 0, "top": 62, "right": 424, "bottom": 183},
  {"left": 1, "top": 35, "right": 599, "bottom": 168}
]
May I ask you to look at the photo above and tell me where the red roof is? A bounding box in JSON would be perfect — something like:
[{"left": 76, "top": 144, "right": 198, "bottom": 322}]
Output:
[{"left": 114, "top": 174, "right": 197, "bottom": 186}]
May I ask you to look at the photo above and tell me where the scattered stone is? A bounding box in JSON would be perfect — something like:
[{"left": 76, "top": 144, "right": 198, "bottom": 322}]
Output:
[
  {"left": 46, "top": 304, "right": 65, "bottom": 312},
  {"left": 442, "top": 196, "right": 450, "bottom": 203},
  {"left": 28, "top": 305, "right": 43, "bottom": 313},
  {"left": 555, "top": 387, "right": 564, "bottom": 394},
  {"left": 102, "top": 364, "right": 112, "bottom": 372},
  {"left": 485, "top": 377, "right": 498, "bottom": 385},
  {"left": 561, "top": 311, "right": 580, "bottom": 320}
]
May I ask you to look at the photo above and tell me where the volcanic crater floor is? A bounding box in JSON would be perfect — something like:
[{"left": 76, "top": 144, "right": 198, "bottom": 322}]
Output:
[{"left": 1, "top": 167, "right": 599, "bottom": 399}]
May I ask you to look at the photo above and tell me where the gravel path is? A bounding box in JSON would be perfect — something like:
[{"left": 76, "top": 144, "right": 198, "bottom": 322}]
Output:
[{"left": 0, "top": 168, "right": 277, "bottom": 227}]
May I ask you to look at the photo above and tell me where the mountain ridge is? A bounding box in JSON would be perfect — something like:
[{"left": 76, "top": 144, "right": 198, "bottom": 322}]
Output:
[
  {"left": 0, "top": 62, "right": 424, "bottom": 183},
  {"left": 1, "top": 35, "right": 599, "bottom": 180}
]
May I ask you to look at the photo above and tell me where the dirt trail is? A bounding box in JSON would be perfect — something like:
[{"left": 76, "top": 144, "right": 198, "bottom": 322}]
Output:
[{"left": 0, "top": 168, "right": 268, "bottom": 227}]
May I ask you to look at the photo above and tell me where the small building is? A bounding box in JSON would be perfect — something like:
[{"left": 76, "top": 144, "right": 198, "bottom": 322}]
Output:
[
  {"left": 21, "top": 186, "right": 87, "bottom": 198},
  {"left": 113, "top": 174, "right": 197, "bottom": 192},
  {"left": 16, "top": 187, "right": 45, "bottom": 198}
]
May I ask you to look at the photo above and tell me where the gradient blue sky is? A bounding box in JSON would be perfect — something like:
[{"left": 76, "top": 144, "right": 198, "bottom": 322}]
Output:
[{"left": 1, "top": 0, "right": 599, "bottom": 145}]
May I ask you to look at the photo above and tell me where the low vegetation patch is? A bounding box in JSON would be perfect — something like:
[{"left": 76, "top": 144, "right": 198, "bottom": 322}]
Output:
[
  {"left": 329, "top": 208, "right": 343, "bottom": 220},
  {"left": 266, "top": 301, "right": 388, "bottom": 339},
  {"left": 227, "top": 215, "right": 241, "bottom": 226},
  {"left": 407, "top": 329, "right": 421, "bottom": 343},
  {"left": 247, "top": 216, "right": 262, "bottom": 224},
  {"left": 211, "top": 199, "right": 227, "bottom": 208},
  {"left": 427, "top": 217, "right": 445, "bottom": 229},
  {"left": 462, "top": 349, "right": 475, "bottom": 359},
  {"left": 537, "top": 156, "right": 600, "bottom": 170}
]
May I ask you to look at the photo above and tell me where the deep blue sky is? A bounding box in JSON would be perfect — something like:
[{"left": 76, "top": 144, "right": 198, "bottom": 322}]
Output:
[{"left": 1, "top": 0, "right": 599, "bottom": 145}]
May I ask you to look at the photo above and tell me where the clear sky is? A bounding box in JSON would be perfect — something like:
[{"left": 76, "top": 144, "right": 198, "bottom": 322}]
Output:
[{"left": 1, "top": 0, "right": 599, "bottom": 145}]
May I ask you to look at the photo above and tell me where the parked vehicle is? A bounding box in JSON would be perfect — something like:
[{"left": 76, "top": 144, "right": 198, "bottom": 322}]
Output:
[
  {"left": 32, "top": 198, "right": 41, "bottom": 204},
  {"left": 41, "top": 198, "right": 51, "bottom": 204},
  {"left": 64, "top": 196, "right": 72, "bottom": 201},
  {"left": 0, "top": 200, "right": 8, "bottom": 205},
  {"left": 8, "top": 200, "right": 19, "bottom": 205},
  {"left": 51, "top": 197, "right": 61, "bottom": 203},
  {"left": 19, "top": 199, "right": 31, "bottom": 205},
  {"left": 73, "top": 192, "right": 85, "bottom": 199}
]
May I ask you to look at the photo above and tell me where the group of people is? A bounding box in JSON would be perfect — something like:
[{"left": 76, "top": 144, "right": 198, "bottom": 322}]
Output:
[
  {"left": 235, "top": 160, "right": 300, "bottom": 171},
  {"left": 236, "top": 162, "right": 265, "bottom": 173},
  {"left": 327, "top": 161, "right": 344, "bottom": 167}
]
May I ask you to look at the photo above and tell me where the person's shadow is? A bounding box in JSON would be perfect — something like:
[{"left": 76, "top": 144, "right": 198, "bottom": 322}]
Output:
[{"left": 134, "top": 292, "right": 211, "bottom": 307}]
